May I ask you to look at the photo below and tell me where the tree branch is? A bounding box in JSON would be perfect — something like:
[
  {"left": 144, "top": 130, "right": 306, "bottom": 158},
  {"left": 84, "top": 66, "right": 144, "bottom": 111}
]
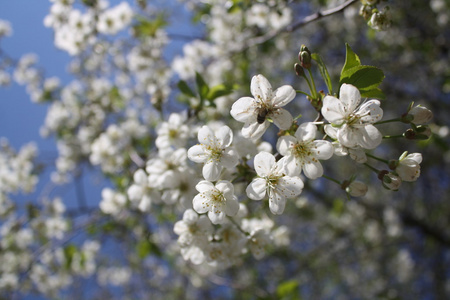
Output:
[{"left": 243, "top": 0, "right": 359, "bottom": 49}]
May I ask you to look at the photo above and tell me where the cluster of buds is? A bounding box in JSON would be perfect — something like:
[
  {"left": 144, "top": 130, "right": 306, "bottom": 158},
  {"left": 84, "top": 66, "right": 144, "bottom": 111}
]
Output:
[{"left": 359, "top": 1, "right": 391, "bottom": 31}]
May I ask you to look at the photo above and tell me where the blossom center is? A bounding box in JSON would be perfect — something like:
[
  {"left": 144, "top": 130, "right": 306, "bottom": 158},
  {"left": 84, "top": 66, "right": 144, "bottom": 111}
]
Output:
[{"left": 291, "top": 142, "right": 316, "bottom": 162}]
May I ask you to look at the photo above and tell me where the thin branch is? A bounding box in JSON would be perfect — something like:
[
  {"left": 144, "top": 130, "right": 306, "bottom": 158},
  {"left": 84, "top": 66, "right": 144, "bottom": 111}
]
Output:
[{"left": 243, "top": 0, "right": 359, "bottom": 49}]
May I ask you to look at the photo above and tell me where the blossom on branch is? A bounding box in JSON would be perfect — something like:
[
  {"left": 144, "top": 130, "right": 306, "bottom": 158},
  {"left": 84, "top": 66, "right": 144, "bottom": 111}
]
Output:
[
  {"left": 246, "top": 152, "right": 303, "bottom": 215},
  {"left": 230, "top": 74, "right": 295, "bottom": 140},
  {"left": 322, "top": 84, "right": 383, "bottom": 149},
  {"left": 187, "top": 125, "right": 239, "bottom": 181},
  {"left": 192, "top": 180, "right": 239, "bottom": 224}
]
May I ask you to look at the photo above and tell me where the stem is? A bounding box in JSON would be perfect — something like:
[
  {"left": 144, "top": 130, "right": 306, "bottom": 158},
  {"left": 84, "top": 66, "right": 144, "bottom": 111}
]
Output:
[
  {"left": 363, "top": 163, "right": 380, "bottom": 174},
  {"left": 322, "top": 174, "right": 341, "bottom": 185},
  {"left": 228, "top": 216, "right": 249, "bottom": 236},
  {"left": 307, "top": 69, "right": 318, "bottom": 99},
  {"left": 296, "top": 90, "right": 312, "bottom": 98},
  {"left": 366, "top": 152, "right": 389, "bottom": 164},
  {"left": 374, "top": 118, "right": 402, "bottom": 125},
  {"left": 383, "top": 134, "right": 404, "bottom": 139}
]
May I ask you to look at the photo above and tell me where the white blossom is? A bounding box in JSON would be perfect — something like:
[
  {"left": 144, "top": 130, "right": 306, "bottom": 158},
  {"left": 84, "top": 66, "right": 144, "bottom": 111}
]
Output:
[
  {"left": 192, "top": 180, "right": 239, "bottom": 224},
  {"left": 276, "top": 122, "right": 334, "bottom": 179},
  {"left": 395, "top": 152, "right": 422, "bottom": 182},
  {"left": 246, "top": 152, "right": 303, "bottom": 215},
  {"left": 187, "top": 125, "right": 239, "bottom": 181},
  {"left": 230, "top": 74, "right": 295, "bottom": 140},
  {"left": 322, "top": 83, "right": 383, "bottom": 149}
]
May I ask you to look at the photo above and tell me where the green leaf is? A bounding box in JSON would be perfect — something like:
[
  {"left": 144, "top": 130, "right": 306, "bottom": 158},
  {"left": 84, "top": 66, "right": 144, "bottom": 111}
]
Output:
[
  {"left": 206, "top": 84, "right": 234, "bottom": 101},
  {"left": 63, "top": 244, "right": 77, "bottom": 269},
  {"left": 133, "top": 14, "right": 167, "bottom": 38},
  {"left": 311, "top": 53, "right": 333, "bottom": 94},
  {"left": 177, "top": 80, "right": 196, "bottom": 98},
  {"left": 136, "top": 239, "right": 162, "bottom": 259},
  {"left": 195, "top": 72, "right": 210, "bottom": 101},
  {"left": 340, "top": 65, "right": 385, "bottom": 94},
  {"left": 340, "top": 43, "right": 361, "bottom": 81},
  {"left": 276, "top": 280, "right": 300, "bottom": 300},
  {"left": 361, "top": 87, "right": 385, "bottom": 100}
]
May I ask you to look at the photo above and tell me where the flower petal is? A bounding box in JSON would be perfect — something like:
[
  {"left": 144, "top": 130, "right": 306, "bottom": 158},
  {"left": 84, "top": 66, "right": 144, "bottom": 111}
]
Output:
[
  {"left": 303, "top": 160, "right": 323, "bottom": 180},
  {"left": 221, "top": 148, "right": 239, "bottom": 168},
  {"left": 193, "top": 194, "right": 209, "bottom": 214},
  {"left": 225, "top": 196, "right": 239, "bottom": 216},
  {"left": 311, "top": 140, "right": 334, "bottom": 160},
  {"left": 272, "top": 85, "right": 295, "bottom": 107},
  {"left": 246, "top": 178, "right": 267, "bottom": 200},
  {"left": 276, "top": 135, "right": 296, "bottom": 156},
  {"left": 202, "top": 161, "right": 222, "bottom": 181},
  {"left": 295, "top": 122, "right": 317, "bottom": 142},
  {"left": 242, "top": 118, "right": 270, "bottom": 140},
  {"left": 253, "top": 151, "right": 275, "bottom": 176},
  {"left": 277, "top": 176, "right": 304, "bottom": 198},
  {"left": 230, "top": 97, "right": 257, "bottom": 123},
  {"left": 339, "top": 83, "right": 361, "bottom": 112},
  {"left": 187, "top": 144, "right": 208, "bottom": 163},
  {"left": 198, "top": 125, "right": 215, "bottom": 146},
  {"left": 208, "top": 210, "right": 225, "bottom": 224},
  {"left": 215, "top": 180, "right": 234, "bottom": 198},
  {"left": 195, "top": 180, "right": 214, "bottom": 193},
  {"left": 358, "top": 100, "right": 383, "bottom": 123},
  {"left": 357, "top": 124, "right": 382, "bottom": 149},
  {"left": 251, "top": 74, "right": 272, "bottom": 103},
  {"left": 268, "top": 190, "right": 286, "bottom": 215},
  {"left": 215, "top": 125, "right": 233, "bottom": 148},
  {"left": 271, "top": 108, "right": 293, "bottom": 130},
  {"left": 322, "top": 95, "right": 345, "bottom": 124}
]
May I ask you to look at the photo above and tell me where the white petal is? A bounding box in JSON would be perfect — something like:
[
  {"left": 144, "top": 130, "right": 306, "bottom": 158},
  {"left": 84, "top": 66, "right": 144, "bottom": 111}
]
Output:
[
  {"left": 133, "top": 169, "right": 148, "bottom": 185},
  {"left": 230, "top": 97, "right": 257, "bottom": 122},
  {"left": 337, "top": 125, "right": 359, "bottom": 148},
  {"left": 322, "top": 95, "right": 345, "bottom": 124},
  {"left": 187, "top": 145, "right": 208, "bottom": 163},
  {"left": 277, "top": 176, "right": 304, "bottom": 198},
  {"left": 216, "top": 126, "right": 233, "bottom": 148},
  {"left": 324, "top": 124, "right": 338, "bottom": 139},
  {"left": 183, "top": 209, "right": 199, "bottom": 224},
  {"left": 276, "top": 135, "right": 296, "bottom": 156},
  {"left": 272, "top": 85, "right": 296, "bottom": 107},
  {"left": 253, "top": 151, "right": 275, "bottom": 176},
  {"left": 403, "top": 153, "right": 422, "bottom": 165},
  {"left": 202, "top": 161, "right": 222, "bottom": 181},
  {"left": 172, "top": 148, "right": 187, "bottom": 164},
  {"left": 208, "top": 210, "right": 225, "bottom": 224},
  {"left": 311, "top": 140, "right": 334, "bottom": 160},
  {"left": 225, "top": 196, "right": 239, "bottom": 216},
  {"left": 280, "top": 155, "right": 301, "bottom": 176},
  {"left": 295, "top": 122, "right": 317, "bottom": 142},
  {"left": 215, "top": 180, "right": 234, "bottom": 198},
  {"left": 195, "top": 180, "right": 214, "bottom": 193},
  {"left": 251, "top": 74, "right": 272, "bottom": 103},
  {"left": 268, "top": 190, "right": 286, "bottom": 215},
  {"left": 339, "top": 84, "right": 361, "bottom": 112},
  {"left": 348, "top": 147, "right": 367, "bottom": 163},
  {"left": 197, "top": 126, "right": 215, "bottom": 146},
  {"left": 358, "top": 100, "right": 383, "bottom": 123},
  {"left": 174, "top": 220, "right": 188, "bottom": 235},
  {"left": 193, "top": 194, "right": 209, "bottom": 214},
  {"left": 357, "top": 124, "right": 382, "bottom": 149},
  {"left": 221, "top": 148, "right": 239, "bottom": 168},
  {"left": 241, "top": 118, "right": 270, "bottom": 140},
  {"left": 303, "top": 160, "right": 323, "bottom": 180},
  {"left": 270, "top": 108, "right": 293, "bottom": 130},
  {"left": 246, "top": 178, "right": 267, "bottom": 200}
]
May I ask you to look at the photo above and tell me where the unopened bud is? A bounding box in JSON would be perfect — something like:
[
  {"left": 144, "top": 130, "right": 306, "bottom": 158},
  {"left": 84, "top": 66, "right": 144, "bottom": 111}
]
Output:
[
  {"left": 346, "top": 181, "right": 368, "bottom": 197},
  {"left": 294, "top": 63, "right": 305, "bottom": 77},
  {"left": 368, "top": 7, "right": 391, "bottom": 31},
  {"left": 388, "top": 159, "right": 398, "bottom": 170},
  {"left": 298, "top": 45, "right": 312, "bottom": 69},
  {"left": 409, "top": 105, "right": 433, "bottom": 124},
  {"left": 380, "top": 172, "right": 402, "bottom": 191}
]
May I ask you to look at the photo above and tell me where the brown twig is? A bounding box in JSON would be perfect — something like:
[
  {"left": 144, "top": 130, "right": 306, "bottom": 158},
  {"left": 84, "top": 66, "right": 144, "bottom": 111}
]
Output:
[{"left": 243, "top": 0, "right": 359, "bottom": 50}]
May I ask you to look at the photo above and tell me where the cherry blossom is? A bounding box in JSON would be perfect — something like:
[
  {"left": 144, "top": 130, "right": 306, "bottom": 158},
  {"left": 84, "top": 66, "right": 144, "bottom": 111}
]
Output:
[
  {"left": 187, "top": 125, "right": 239, "bottom": 181},
  {"left": 395, "top": 152, "right": 422, "bottom": 182},
  {"left": 192, "top": 180, "right": 239, "bottom": 224},
  {"left": 277, "top": 122, "right": 334, "bottom": 179},
  {"left": 322, "top": 83, "right": 383, "bottom": 149},
  {"left": 246, "top": 152, "right": 303, "bottom": 215},
  {"left": 230, "top": 74, "right": 295, "bottom": 140}
]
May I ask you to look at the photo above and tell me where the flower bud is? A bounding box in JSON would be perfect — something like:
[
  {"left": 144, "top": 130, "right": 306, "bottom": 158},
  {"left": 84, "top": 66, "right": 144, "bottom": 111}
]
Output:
[
  {"left": 294, "top": 63, "right": 305, "bottom": 77},
  {"left": 379, "top": 171, "right": 402, "bottom": 191},
  {"left": 395, "top": 152, "right": 422, "bottom": 182},
  {"left": 367, "top": 7, "right": 391, "bottom": 31},
  {"left": 346, "top": 181, "right": 368, "bottom": 197},
  {"left": 404, "top": 126, "right": 432, "bottom": 140},
  {"left": 298, "top": 45, "right": 312, "bottom": 69},
  {"left": 359, "top": 4, "right": 373, "bottom": 20},
  {"left": 409, "top": 105, "right": 433, "bottom": 125}
]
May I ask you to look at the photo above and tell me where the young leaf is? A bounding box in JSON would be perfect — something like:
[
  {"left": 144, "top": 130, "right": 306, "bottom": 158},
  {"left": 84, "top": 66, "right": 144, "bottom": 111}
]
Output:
[
  {"left": 311, "top": 53, "right": 333, "bottom": 94},
  {"left": 340, "top": 43, "right": 361, "bottom": 82},
  {"left": 177, "top": 80, "right": 196, "bottom": 98},
  {"left": 195, "top": 72, "right": 209, "bottom": 101},
  {"left": 206, "top": 84, "right": 234, "bottom": 101},
  {"left": 340, "top": 65, "right": 385, "bottom": 94}
]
